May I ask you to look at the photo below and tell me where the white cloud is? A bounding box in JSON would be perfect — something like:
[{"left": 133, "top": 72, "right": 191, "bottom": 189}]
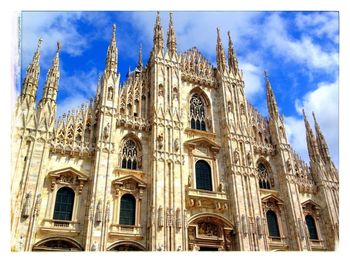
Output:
[
  {"left": 295, "top": 12, "right": 339, "bottom": 43},
  {"left": 240, "top": 62, "right": 264, "bottom": 101},
  {"left": 262, "top": 13, "right": 338, "bottom": 72},
  {"left": 285, "top": 80, "right": 338, "bottom": 167}
]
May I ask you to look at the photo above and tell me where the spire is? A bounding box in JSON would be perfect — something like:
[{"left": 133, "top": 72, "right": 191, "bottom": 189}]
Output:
[
  {"left": 303, "top": 109, "right": 319, "bottom": 162},
  {"left": 137, "top": 43, "right": 143, "bottom": 70},
  {"left": 312, "top": 112, "right": 331, "bottom": 163},
  {"left": 166, "top": 12, "right": 177, "bottom": 55},
  {"left": 105, "top": 24, "right": 118, "bottom": 75},
  {"left": 153, "top": 11, "right": 164, "bottom": 54},
  {"left": 40, "top": 41, "right": 60, "bottom": 105},
  {"left": 227, "top": 31, "right": 239, "bottom": 74},
  {"left": 265, "top": 70, "right": 279, "bottom": 119},
  {"left": 20, "top": 38, "right": 43, "bottom": 102},
  {"left": 216, "top": 28, "right": 227, "bottom": 72}
]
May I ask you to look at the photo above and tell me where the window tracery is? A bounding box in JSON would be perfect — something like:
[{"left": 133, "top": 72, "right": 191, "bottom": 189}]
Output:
[
  {"left": 257, "top": 162, "right": 273, "bottom": 189},
  {"left": 121, "top": 139, "right": 141, "bottom": 170},
  {"left": 190, "top": 94, "right": 206, "bottom": 131}
]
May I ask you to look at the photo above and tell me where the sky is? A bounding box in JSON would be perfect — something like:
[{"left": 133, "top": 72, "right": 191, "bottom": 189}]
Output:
[{"left": 17, "top": 11, "right": 339, "bottom": 168}]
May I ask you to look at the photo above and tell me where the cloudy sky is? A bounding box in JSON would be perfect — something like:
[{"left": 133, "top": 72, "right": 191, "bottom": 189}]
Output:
[{"left": 18, "top": 11, "right": 339, "bottom": 167}]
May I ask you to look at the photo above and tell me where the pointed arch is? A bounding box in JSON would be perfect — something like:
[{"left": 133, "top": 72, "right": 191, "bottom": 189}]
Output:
[
  {"left": 188, "top": 87, "right": 212, "bottom": 131},
  {"left": 120, "top": 133, "right": 142, "bottom": 170},
  {"left": 256, "top": 158, "right": 274, "bottom": 189}
]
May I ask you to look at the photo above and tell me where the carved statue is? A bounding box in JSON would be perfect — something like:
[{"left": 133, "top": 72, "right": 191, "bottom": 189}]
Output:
[
  {"left": 174, "top": 138, "right": 179, "bottom": 152},
  {"left": 157, "top": 133, "right": 164, "bottom": 149},
  {"left": 188, "top": 173, "right": 192, "bottom": 187},
  {"left": 91, "top": 241, "right": 98, "bottom": 251},
  {"left": 95, "top": 200, "right": 102, "bottom": 223},
  {"left": 21, "top": 192, "right": 31, "bottom": 219},
  {"left": 103, "top": 123, "right": 110, "bottom": 140},
  {"left": 158, "top": 206, "right": 164, "bottom": 227},
  {"left": 105, "top": 201, "right": 110, "bottom": 222},
  {"left": 176, "top": 208, "right": 181, "bottom": 228},
  {"left": 108, "top": 87, "right": 113, "bottom": 100},
  {"left": 247, "top": 152, "right": 252, "bottom": 165},
  {"left": 234, "top": 150, "right": 239, "bottom": 164},
  {"left": 218, "top": 182, "right": 225, "bottom": 192},
  {"left": 34, "top": 194, "right": 42, "bottom": 217}
]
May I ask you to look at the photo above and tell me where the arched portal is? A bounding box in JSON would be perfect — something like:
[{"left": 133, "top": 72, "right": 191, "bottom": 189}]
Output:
[
  {"left": 32, "top": 237, "right": 83, "bottom": 251},
  {"left": 187, "top": 213, "right": 235, "bottom": 251},
  {"left": 107, "top": 241, "right": 145, "bottom": 251}
]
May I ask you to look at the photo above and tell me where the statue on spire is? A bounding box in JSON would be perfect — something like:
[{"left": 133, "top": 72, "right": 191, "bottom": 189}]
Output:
[
  {"left": 153, "top": 11, "right": 164, "bottom": 54},
  {"left": 227, "top": 31, "right": 238, "bottom": 74},
  {"left": 166, "top": 12, "right": 177, "bottom": 56},
  {"left": 216, "top": 28, "right": 227, "bottom": 72}
]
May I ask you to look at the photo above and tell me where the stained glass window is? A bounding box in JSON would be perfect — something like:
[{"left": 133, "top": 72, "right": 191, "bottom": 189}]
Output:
[
  {"left": 190, "top": 94, "right": 206, "bottom": 131},
  {"left": 306, "top": 215, "right": 318, "bottom": 240},
  {"left": 258, "top": 163, "right": 271, "bottom": 189},
  {"left": 266, "top": 210, "right": 280, "bottom": 237},
  {"left": 53, "top": 187, "right": 75, "bottom": 221},
  {"left": 121, "top": 140, "right": 139, "bottom": 170},
  {"left": 196, "top": 160, "right": 212, "bottom": 191},
  {"left": 119, "top": 194, "right": 136, "bottom": 225}
]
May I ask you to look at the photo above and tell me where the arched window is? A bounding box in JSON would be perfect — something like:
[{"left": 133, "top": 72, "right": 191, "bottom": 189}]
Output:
[
  {"left": 121, "top": 139, "right": 139, "bottom": 170},
  {"left": 119, "top": 194, "right": 136, "bottom": 225},
  {"left": 305, "top": 215, "right": 318, "bottom": 240},
  {"left": 190, "top": 94, "right": 206, "bottom": 131},
  {"left": 266, "top": 210, "right": 280, "bottom": 237},
  {"left": 195, "top": 160, "right": 212, "bottom": 191},
  {"left": 53, "top": 187, "right": 75, "bottom": 221},
  {"left": 258, "top": 162, "right": 272, "bottom": 189}
]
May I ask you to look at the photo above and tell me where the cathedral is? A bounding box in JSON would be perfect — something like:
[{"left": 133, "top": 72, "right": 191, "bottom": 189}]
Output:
[{"left": 11, "top": 12, "right": 339, "bottom": 251}]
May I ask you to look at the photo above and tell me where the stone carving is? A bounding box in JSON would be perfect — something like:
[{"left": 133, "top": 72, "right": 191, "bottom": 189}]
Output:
[
  {"left": 166, "top": 208, "right": 173, "bottom": 227},
  {"left": 95, "top": 200, "right": 102, "bottom": 223},
  {"left": 103, "top": 123, "right": 110, "bottom": 140},
  {"left": 105, "top": 201, "right": 110, "bottom": 222},
  {"left": 234, "top": 149, "right": 239, "bottom": 164},
  {"left": 247, "top": 152, "right": 252, "bottom": 166},
  {"left": 91, "top": 241, "right": 98, "bottom": 251},
  {"left": 158, "top": 84, "right": 164, "bottom": 96},
  {"left": 192, "top": 244, "right": 200, "bottom": 251},
  {"left": 198, "top": 222, "right": 219, "bottom": 237},
  {"left": 108, "top": 87, "right": 113, "bottom": 100},
  {"left": 157, "top": 133, "right": 164, "bottom": 149},
  {"left": 34, "top": 194, "right": 42, "bottom": 217},
  {"left": 287, "top": 159, "right": 292, "bottom": 172},
  {"left": 22, "top": 192, "right": 31, "bottom": 219},
  {"left": 188, "top": 173, "right": 192, "bottom": 187},
  {"left": 256, "top": 216, "right": 262, "bottom": 237},
  {"left": 176, "top": 208, "right": 181, "bottom": 228},
  {"left": 218, "top": 182, "right": 225, "bottom": 193},
  {"left": 174, "top": 138, "right": 179, "bottom": 152},
  {"left": 158, "top": 206, "right": 164, "bottom": 227}
]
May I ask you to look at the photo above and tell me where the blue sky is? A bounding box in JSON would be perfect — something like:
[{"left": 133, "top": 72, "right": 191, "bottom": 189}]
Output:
[{"left": 18, "top": 11, "right": 339, "bottom": 167}]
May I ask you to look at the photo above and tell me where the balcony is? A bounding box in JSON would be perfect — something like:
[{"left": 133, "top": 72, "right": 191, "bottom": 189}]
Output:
[
  {"left": 109, "top": 224, "right": 143, "bottom": 239},
  {"left": 186, "top": 187, "right": 228, "bottom": 211},
  {"left": 268, "top": 236, "right": 289, "bottom": 250},
  {"left": 39, "top": 219, "right": 81, "bottom": 236}
]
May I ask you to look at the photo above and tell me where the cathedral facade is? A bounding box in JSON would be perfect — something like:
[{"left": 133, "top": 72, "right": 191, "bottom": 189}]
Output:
[{"left": 11, "top": 13, "right": 339, "bottom": 251}]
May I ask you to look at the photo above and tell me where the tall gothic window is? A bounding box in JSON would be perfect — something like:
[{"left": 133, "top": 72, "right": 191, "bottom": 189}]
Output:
[
  {"left": 53, "top": 187, "right": 75, "bottom": 221},
  {"left": 121, "top": 139, "right": 138, "bottom": 170},
  {"left": 266, "top": 210, "right": 280, "bottom": 237},
  {"left": 305, "top": 215, "right": 318, "bottom": 240},
  {"left": 119, "top": 194, "right": 136, "bottom": 225},
  {"left": 190, "top": 94, "right": 206, "bottom": 131},
  {"left": 195, "top": 160, "right": 212, "bottom": 191},
  {"left": 258, "top": 163, "right": 271, "bottom": 189}
]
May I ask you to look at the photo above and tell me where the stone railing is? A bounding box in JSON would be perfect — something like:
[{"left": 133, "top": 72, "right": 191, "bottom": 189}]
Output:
[
  {"left": 109, "top": 224, "right": 142, "bottom": 237},
  {"left": 39, "top": 219, "right": 81, "bottom": 236}
]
